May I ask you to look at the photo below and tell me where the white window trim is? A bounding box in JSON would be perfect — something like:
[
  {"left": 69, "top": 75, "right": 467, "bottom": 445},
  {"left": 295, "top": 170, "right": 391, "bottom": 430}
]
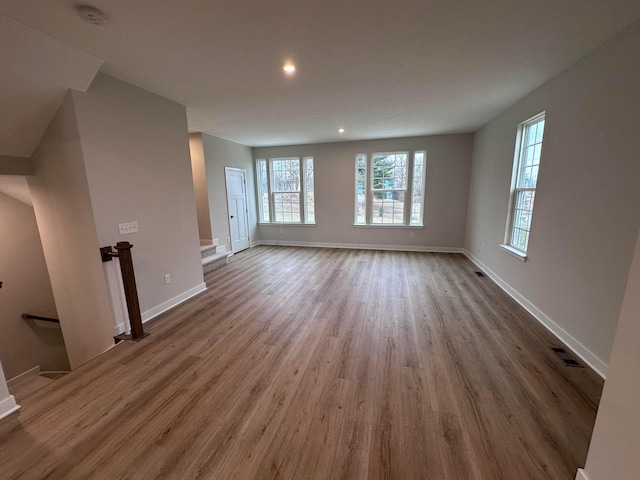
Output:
[
  {"left": 503, "top": 112, "right": 545, "bottom": 257},
  {"left": 256, "top": 157, "right": 315, "bottom": 225},
  {"left": 355, "top": 150, "right": 426, "bottom": 227}
]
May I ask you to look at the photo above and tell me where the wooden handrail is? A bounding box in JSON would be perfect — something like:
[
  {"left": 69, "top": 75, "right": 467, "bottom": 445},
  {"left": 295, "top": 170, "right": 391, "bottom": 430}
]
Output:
[
  {"left": 100, "top": 241, "right": 148, "bottom": 342},
  {"left": 22, "top": 314, "right": 59, "bottom": 323}
]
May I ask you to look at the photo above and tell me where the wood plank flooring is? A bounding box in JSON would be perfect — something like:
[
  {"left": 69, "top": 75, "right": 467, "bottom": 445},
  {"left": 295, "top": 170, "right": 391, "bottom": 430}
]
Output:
[{"left": 0, "top": 246, "right": 603, "bottom": 479}]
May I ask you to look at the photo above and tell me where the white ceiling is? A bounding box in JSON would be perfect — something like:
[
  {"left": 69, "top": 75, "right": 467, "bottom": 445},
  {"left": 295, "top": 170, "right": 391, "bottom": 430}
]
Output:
[{"left": 1, "top": 0, "right": 640, "bottom": 152}]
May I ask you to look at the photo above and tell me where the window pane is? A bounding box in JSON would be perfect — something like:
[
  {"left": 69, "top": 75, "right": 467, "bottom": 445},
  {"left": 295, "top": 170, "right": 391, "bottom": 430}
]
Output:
[
  {"left": 372, "top": 191, "right": 405, "bottom": 224},
  {"left": 256, "top": 159, "right": 269, "bottom": 222},
  {"left": 372, "top": 153, "right": 408, "bottom": 190},
  {"left": 271, "top": 158, "right": 300, "bottom": 192},
  {"left": 509, "top": 114, "right": 544, "bottom": 252},
  {"left": 411, "top": 152, "right": 425, "bottom": 225},
  {"left": 304, "top": 157, "right": 315, "bottom": 223},
  {"left": 274, "top": 192, "right": 300, "bottom": 222},
  {"left": 355, "top": 155, "right": 366, "bottom": 224}
]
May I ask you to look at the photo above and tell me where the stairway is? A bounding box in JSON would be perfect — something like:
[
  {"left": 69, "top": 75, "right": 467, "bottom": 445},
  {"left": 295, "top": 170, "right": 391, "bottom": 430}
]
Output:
[{"left": 201, "top": 244, "right": 229, "bottom": 274}]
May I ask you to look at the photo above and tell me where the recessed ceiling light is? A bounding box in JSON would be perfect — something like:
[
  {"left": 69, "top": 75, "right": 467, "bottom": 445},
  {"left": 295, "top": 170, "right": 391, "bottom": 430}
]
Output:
[
  {"left": 77, "top": 5, "right": 107, "bottom": 26},
  {"left": 338, "top": 128, "right": 345, "bottom": 134},
  {"left": 283, "top": 63, "right": 296, "bottom": 74}
]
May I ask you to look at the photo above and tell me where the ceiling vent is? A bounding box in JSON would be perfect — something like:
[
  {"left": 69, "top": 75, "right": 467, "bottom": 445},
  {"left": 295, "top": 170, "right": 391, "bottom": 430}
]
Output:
[{"left": 77, "top": 6, "right": 107, "bottom": 26}]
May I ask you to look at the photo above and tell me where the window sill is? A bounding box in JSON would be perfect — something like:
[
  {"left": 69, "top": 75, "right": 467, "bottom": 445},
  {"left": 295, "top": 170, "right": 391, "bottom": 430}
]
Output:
[
  {"left": 258, "top": 222, "right": 316, "bottom": 227},
  {"left": 499, "top": 244, "right": 527, "bottom": 261},
  {"left": 353, "top": 224, "right": 424, "bottom": 229}
]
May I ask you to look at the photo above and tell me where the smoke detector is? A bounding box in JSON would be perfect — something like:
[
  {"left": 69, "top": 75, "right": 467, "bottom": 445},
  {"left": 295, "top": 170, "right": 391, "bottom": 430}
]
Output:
[{"left": 77, "top": 5, "right": 107, "bottom": 26}]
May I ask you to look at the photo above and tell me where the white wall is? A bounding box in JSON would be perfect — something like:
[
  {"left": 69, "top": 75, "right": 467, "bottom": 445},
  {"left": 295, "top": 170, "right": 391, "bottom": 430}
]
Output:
[
  {"left": 578, "top": 226, "right": 640, "bottom": 480},
  {"left": 201, "top": 134, "right": 258, "bottom": 250},
  {"left": 254, "top": 135, "right": 472, "bottom": 250},
  {"left": 0, "top": 359, "right": 19, "bottom": 420},
  {"left": 72, "top": 74, "right": 205, "bottom": 320},
  {"left": 464, "top": 21, "right": 640, "bottom": 375},
  {"left": 0, "top": 192, "right": 68, "bottom": 380},
  {"left": 188, "top": 134, "right": 213, "bottom": 244},
  {"left": 28, "top": 92, "right": 115, "bottom": 370}
]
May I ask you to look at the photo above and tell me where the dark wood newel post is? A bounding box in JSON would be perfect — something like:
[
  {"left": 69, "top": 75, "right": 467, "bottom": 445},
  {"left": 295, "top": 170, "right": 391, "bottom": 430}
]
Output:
[{"left": 100, "top": 241, "right": 148, "bottom": 342}]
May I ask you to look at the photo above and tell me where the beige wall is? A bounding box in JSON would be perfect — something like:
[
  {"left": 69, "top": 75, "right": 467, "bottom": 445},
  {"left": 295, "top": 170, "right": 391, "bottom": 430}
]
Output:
[
  {"left": 578, "top": 226, "right": 640, "bottom": 479},
  {"left": 0, "top": 156, "right": 33, "bottom": 175},
  {"left": 464, "top": 21, "right": 640, "bottom": 376},
  {"left": 28, "top": 92, "right": 115, "bottom": 370},
  {"left": 188, "top": 133, "right": 213, "bottom": 244},
  {"left": 0, "top": 192, "right": 68, "bottom": 380},
  {"left": 201, "top": 134, "right": 258, "bottom": 250},
  {"left": 254, "top": 135, "right": 472, "bottom": 249},
  {"left": 72, "top": 74, "right": 205, "bottom": 318}
]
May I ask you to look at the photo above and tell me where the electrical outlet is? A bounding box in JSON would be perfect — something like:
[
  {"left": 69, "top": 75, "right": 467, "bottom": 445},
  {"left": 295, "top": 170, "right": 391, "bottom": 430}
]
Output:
[
  {"left": 280, "top": 229, "right": 284, "bottom": 234},
  {"left": 482, "top": 243, "right": 486, "bottom": 252},
  {"left": 164, "top": 274, "right": 171, "bottom": 284},
  {"left": 409, "top": 232, "right": 414, "bottom": 238},
  {"left": 118, "top": 221, "right": 139, "bottom": 235}
]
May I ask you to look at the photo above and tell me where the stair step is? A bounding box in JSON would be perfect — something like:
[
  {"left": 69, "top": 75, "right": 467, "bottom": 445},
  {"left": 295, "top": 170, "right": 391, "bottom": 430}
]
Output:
[
  {"left": 202, "top": 252, "right": 228, "bottom": 274},
  {"left": 200, "top": 244, "right": 218, "bottom": 258}
]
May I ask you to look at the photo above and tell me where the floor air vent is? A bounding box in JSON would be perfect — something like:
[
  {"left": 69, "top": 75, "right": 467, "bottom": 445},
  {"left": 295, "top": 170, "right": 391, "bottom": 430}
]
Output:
[
  {"left": 551, "top": 347, "right": 583, "bottom": 368},
  {"left": 475, "top": 271, "right": 485, "bottom": 277}
]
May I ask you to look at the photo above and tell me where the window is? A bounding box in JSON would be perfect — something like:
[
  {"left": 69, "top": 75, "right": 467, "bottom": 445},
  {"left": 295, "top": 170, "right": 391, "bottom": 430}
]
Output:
[
  {"left": 256, "top": 157, "right": 315, "bottom": 224},
  {"left": 504, "top": 112, "right": 545, "bottom": 256},
  {"left": 354, "top": 151, "right": 426, "bottom": 226}
]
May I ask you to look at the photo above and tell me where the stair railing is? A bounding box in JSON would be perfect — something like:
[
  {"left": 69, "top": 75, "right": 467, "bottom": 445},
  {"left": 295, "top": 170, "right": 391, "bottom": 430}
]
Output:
[{"left": 100, "top": 241, "right": 148, "bottom": 342}]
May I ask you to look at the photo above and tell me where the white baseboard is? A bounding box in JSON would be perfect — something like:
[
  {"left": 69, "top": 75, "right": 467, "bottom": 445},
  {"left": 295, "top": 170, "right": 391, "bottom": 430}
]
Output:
[
  {"left": 0, "top": 394, "right": 20, "bottom": 420},
  {"left": 141, "top": 282, "right": 207, "bottom": 323},
  {"left": 7, "top": 366, "right": 41, "bottom": 388},
  {"left": 250, "top": 240, "right": 261, "bottom": 248},
  {"left": 464, "top": 250, "right": 607, "bottom": 378},
  {"left": 255, "top": 240, "right": 462, "bottom": 254},
  {"left": 575, "top": 468, "right": 589, "bottom": 480}
]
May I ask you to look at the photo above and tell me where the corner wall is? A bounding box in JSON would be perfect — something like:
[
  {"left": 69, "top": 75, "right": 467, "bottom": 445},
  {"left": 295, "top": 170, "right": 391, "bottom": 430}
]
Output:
[
  {"left": 189, "top": 133, "right": 213, "bottom": 245},
  {"left": 28, "top": 92, "right": 115, "bottom": 369},
  {"left": 0, "top": 359, "right": 19, "bottom": 420},
  {"left": 201, "top": 134, "right": 258, "bottom": 251},
  {"left": 578, "top": 226, "right": 640, "bottom": 480},
  {"left": 464, "top": 21, "right": 640, "bottom": 375},
  {"left": 254, "top": 135, "right": 472, "bottom": 250},
  {"left": 72, "top": 74, "right": 205, "bottom": 320}
]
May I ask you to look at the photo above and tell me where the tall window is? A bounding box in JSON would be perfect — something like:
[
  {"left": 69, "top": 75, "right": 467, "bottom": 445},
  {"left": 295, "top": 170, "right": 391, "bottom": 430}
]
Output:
[
  {"left": 256, "top": 157, "right": 315, "bottom": 224},
  {"left": 354, "top": 151, "right": 426, "bottom": 226},
  {"left": 505, "top": 113, "right": 545, "bottom": 254}
]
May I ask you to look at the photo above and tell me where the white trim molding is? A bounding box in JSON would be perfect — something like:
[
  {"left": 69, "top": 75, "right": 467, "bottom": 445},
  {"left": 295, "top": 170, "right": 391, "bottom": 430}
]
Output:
[
  {"left": 141, "top": 282, "right": 207, "bottom": 323},
  {"left": 113, "top": 283, "right": 208, "bottom": 335},
  {"left": 0, "top": 394, "right": 20, "bottom": 420},
  {"left": 255, "top": 239, "right": 462, "bottom": 254},
  {"left": 464, "top": 249, "right": 607, "bottom": 378},
  {"left": 575, "top": 468, "right": 590, "bottom": 480}
]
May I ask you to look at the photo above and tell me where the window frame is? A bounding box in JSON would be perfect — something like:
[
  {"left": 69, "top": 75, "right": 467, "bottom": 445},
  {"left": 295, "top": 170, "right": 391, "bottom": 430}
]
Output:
[
  {"left": 256, "top": 156, "right": 315, "bottom": 225},
  {"left": 502, "top": 112, "right": 546, "bottom": 259},
  {"left": 354, "top": 150, "right": 426, "bottom": 227}
]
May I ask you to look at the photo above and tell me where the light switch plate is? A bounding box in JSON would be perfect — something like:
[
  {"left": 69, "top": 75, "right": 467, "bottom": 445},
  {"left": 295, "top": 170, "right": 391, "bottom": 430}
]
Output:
[{"left": 118, "top": 221, "right": 139, "bottom": 235}]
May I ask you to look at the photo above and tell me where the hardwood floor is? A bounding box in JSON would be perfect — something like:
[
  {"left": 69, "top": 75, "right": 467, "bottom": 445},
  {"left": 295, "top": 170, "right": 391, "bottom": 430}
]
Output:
[{"left": 0, "top": 246, "right": 603, "bottom": 479}]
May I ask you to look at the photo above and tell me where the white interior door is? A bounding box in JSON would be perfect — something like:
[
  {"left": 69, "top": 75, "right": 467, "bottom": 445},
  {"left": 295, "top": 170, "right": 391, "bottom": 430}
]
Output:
[{"left": 225, "top": 167, "right": 250, "bottom": 253}]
